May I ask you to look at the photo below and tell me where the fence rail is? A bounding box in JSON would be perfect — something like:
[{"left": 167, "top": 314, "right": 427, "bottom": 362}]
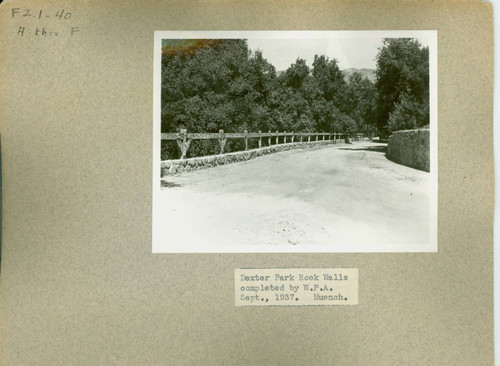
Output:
[{"left": 162, "top": 129, "right": 363, "bottom": 159}]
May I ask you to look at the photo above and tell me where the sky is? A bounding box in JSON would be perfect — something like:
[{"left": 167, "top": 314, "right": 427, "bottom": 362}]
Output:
[{"left": 247, "top": 36, "right": 431, "bottom": 71}]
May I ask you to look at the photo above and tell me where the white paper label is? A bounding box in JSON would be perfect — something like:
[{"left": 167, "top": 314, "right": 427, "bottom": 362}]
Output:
[{"left": 235, "top": 268, "right": 358, "bottom": 306}]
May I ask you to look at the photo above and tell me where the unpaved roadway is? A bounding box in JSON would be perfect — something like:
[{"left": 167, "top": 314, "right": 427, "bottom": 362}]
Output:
[{"left": 155, "top": 141, "right": 432, "bottom": 252}]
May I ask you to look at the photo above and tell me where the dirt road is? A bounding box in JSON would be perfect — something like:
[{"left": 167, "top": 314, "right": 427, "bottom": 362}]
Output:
[{"left": 154, "top": 141, "right": 433, "bottom": 252}]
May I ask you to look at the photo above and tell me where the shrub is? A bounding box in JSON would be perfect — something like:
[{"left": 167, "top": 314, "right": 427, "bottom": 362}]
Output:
[{"left": 387, "top": 93, "right": 429, "bottom": 132}]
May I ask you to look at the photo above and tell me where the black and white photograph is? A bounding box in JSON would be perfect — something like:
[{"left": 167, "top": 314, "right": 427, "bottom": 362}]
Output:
[{"left": 152, "top": 31, "right": 437, "bottom": 253}]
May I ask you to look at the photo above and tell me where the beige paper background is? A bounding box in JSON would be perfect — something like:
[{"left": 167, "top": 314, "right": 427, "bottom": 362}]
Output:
[{"left": 0, "top": 0, "right": 494, "bottom": 365}]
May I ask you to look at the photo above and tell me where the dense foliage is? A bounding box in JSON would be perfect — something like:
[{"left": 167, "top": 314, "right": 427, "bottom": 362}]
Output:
[
  {"left": 161, "top": 38, "right": 429, "bottom": 158},
  {"left": 374, "top": 38, "right": 429, "bottom": 136}
]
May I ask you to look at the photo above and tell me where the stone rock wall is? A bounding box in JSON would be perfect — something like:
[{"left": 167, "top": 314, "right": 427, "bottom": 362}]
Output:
[
  {"left": 161, "top": 139, "right": 350, "bottom": 176},
  {"left": 386, "top": 129, "right": 430, "bottom": 172}
]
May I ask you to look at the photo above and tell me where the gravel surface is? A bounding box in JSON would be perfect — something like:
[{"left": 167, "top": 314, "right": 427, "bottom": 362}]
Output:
[{"left": 154, "top": 141, "right": 433, "bottom": 252}]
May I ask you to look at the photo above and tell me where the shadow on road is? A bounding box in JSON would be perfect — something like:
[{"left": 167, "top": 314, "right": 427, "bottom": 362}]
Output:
[
  {"left": 161, "top": 180, "right": 183, "bottom": 188},
  {"left": 338, "top": 145, "right": 387, "bottom": 153}
]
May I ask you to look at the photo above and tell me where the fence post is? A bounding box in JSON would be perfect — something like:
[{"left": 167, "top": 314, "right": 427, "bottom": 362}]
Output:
[
  {"left": 176, "top": 128, "right": 191, "bottom": 159},
  {"left": 300, "top": 132, "right": 303, "bottom": 143},
  {"left": 218, "top": 129, "right": 227, "bottom": 154},
  {"left": 284, "top": 131, "right": 287, "bottom": 144},
  {"left": 316, "top": 133, "right": 319, "bottom": 142},
  {"left": 268, "top": 130, "right": 271, "bottom": 146},
  {"left": 291, "top": 131, "right": 295, "bottom": 143},
  {"left": 308, "top": 134, "right": 311, "bottom": 143},
  {"left": 275, "top": 131, "right": 279, "bottom": 145},
  {"left": 258, "top": 130, "right": 262, "bottom": 149},
  {"left": 244, "top": 130, "right": 248, "bottom": 150}
]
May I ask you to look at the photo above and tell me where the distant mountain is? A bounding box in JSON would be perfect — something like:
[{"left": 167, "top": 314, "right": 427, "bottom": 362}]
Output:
[{"left": 342, "top": 68, "right": 376, "bottom": 83}]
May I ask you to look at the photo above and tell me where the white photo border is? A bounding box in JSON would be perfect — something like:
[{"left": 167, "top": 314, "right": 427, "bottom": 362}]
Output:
[{"left": 152, "top": 30, "right": 438, "bottom": 253}]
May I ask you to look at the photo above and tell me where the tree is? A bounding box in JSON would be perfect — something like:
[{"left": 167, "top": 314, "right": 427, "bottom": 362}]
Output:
[
  {"left": 283, "top": 58, "right": 309, "bottom": 90},
  {"left": 161, "top": 39, "right": 250, "bottom": 134},
  {"left": 374, "top": 38, "right": 429, "bottom": 136},
  {"left": 312, "top": 55, "right": 347, "bottom": 110},
  {"left": 387, "top": 92, "right": 429, "bottom": 132},
  {"left": 345, "top": 72, "right": 377, "bottom": 134}
]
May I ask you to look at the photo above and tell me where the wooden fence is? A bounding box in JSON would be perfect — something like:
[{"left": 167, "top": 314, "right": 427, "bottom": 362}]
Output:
[{"left": 162, "top": 129, "right": 363, "bottom": 159}]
